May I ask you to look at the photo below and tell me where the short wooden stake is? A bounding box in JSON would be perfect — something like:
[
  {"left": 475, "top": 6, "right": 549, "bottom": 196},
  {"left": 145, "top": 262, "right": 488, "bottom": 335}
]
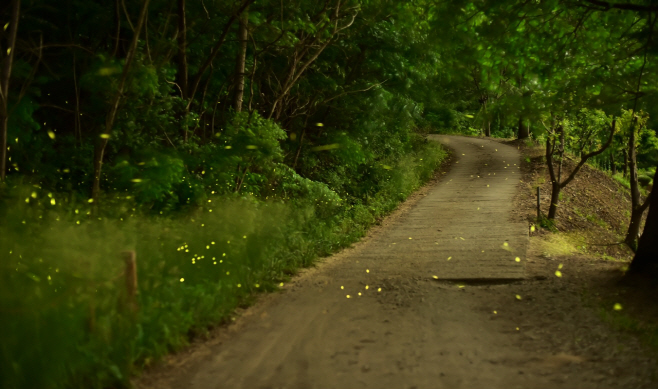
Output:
[
  {"left": 537, "top": 187, "right": 541, "bottom": 221},
  {"left": 121, "top": 250, "right": 138, "bottom": 313}
]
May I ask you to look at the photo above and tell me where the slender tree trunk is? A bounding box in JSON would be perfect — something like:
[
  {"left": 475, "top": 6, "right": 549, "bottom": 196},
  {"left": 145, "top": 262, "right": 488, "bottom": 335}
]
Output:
[
  {"left": 176, "top": 0, "right": 190, "bottom": 142},
  {"left": 547, "top": 126, "right": 565, "bottom": 220},
  {"left": 625, "top": 118, "right": 648, "bottom": 249},
  {"left": 610, "top": 151, "right": 616, "bottom": 175},
  {"left": 548, "top": 181, "right": 561, "bottom": 220},
  {"left": 629, "top": 168, "right": 658, "bottom": 276},
  {"left": 0, "top": 0, "right": 20, "bottom": 182},
  {"left": 176, "top": 0, "right": 188, "bottom": 99},
  {"left": 482, "top": 101, "right": 490, "bottom": 137},
  {"left": 517, "top": 117, "right": 529, "bottom": 139},
  {"left": 623, "top": 149, "right": 628, "bottom": 177},
  {"left": 91, "top": 0, "right": 150, "bottom": 203},
  {"left": 233, "top": 8, "right": 248, "bottom": 112},
  {"left": 626, "top": 206, "right": 645, "bottom": 249}
]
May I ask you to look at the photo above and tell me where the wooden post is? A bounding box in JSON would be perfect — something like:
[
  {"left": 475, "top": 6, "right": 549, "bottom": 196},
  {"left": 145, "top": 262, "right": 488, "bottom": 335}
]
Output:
[
  {"left": 121, "top": 250, "right": 138, "bottom": 313},
  {"left": 537, "top": 187, "right": 541, "bottom": 221}
]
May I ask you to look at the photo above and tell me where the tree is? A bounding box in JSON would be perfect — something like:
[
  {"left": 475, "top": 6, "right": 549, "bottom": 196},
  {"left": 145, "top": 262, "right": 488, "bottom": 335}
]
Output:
[
  {"left": 544, "top": 111, "right": 615, "bottom": 220},
  {"left": 622, "top": 112, "right": 652, "bottom": 249},
  {"left": 628, "top": 167, "right": 657, "bottom": 276},
  {"left": 0, "top": 0, "right": 20, "bottom": 181},
  {"left": 233, "top": 7, "right": 249, "bottom": 113},
  {"left": 91, "top": 0, "right": 151, "bottom": 203}
]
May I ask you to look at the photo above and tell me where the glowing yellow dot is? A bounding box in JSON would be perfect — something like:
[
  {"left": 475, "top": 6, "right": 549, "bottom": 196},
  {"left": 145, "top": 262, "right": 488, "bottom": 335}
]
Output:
[
  {"left": 50, "top": 198, "right": 56, "bottom": 205},
  {"left": 243, "top": 235, "right": 247, "bottom": 239},
  {"left": 279, "top": 282, "right": 284, "bottom": 287},
  {"left": 555, "top": 270, "right": 562, "bottom": 277},
  {"left": 516, "top": 327, "right": 520, "bottom": 331},
  {"left": 515, "top": 295, "right": 522, "bottom": 300},
  {"left": 366, "top": 269, "right": 370, "bottom": 273},
  {"left": 180, "top": 278, "right": 184, "bottom": 282},
  {"left": 487, "top": 184, "right": 490, "bottom": 187},
  {"left": 447, "top": 256, "right": 452, "bottom": 261},
  {"left": 255, "top": 284, "right": 260, "bottom": 288},
  {"left": 558, "top": 263, "right": 563, "bottom": 269},
  {"left": 614, "top": 303, "right": 622, "bottom": 311},
  {"left": 515, "top": 257, "right": 520, "bottom": 262},
  {"left": 377, "top": 288, "right": 381, "bottom": 292},
  {"left": 493, "top": 310, "right": 497, "bottom": 314},
  {"left": 409, "top": 237, "right": 413, "bottom": 239},
  {"left": 503, "top": 242, "right": 509, "bottom": 247},
  {"left": 530, "top": 225, "right": 536, "bottom": 232},
  {"left": 237, "top": 284, "right": 241, "bottom": 288},
  {"left": 226, "top": 271, "right": 230, "bottom": 275},
  {"left": 346, "top": 295, "right": 351, "bottom": 298},
  {"left": 358, "top": 292, "right": 362, "bottom": 296},
  {"left": 365, "top": 285, "right": 369, "bottom": 289},
  {"left": 458, "top": 285, "right": 465, "bottom": 288},
  {"left": 341, "top": 286, "right": 344, "bottom": 289},
  {"left": 432, "top": 275, "right": 439, "bottom": 279}
]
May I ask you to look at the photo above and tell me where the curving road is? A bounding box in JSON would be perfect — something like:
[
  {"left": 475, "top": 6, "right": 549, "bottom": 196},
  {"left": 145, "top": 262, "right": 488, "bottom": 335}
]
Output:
[{"left": 137, "top": 136, "right": 537, "bottom": 389}]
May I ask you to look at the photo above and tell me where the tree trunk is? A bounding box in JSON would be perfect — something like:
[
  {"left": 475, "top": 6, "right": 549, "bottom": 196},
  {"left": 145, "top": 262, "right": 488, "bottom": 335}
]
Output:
[
  {"left": 176, "top": 0, "right": 188, "bottom": 99},
  {"left": 626, "top": 206, "right": 645, "bottom": 250},
  {"left": 233, "top": 8, "right": 248, "bottom": 112},
  {"left": 481, "top": 100, "right": 490, "bottom": 137},
  {"left": 517, "top": 117, "right": 529, "bottom": 139},
  {"left": 547, "top": 181, "right": 560, "bottom": 220},
  {"left": 0, "top": 113, "right": 7, "bottom": 180},
  {"left": 629, "top": 168, "right": 658, "bottom": 275},
  {"left": 610, "top": 151, "right": 616, "bottom": 175},
  {"left": 0, "top": 0, "right": 20, "bottom": 182},
  {"left": 624, "top": 117, "right": 647, "bottom": 249},
  {"left": 623, "top": 149, "right": 628, "bottom": 177},
  {"left": 91, "top": 0, "right": 150, "bottom": 203}
]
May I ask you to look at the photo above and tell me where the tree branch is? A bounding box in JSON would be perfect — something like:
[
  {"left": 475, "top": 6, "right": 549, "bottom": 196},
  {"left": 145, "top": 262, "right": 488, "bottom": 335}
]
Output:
[
  {"left": 581, "top": 0, "right": 658, "bottom": 12},
  {"left": 560, "top": 119, "right": 616, "bottom": 188},
  {"left": 187, "top": 0, "right": 255, "bottom": 107}
]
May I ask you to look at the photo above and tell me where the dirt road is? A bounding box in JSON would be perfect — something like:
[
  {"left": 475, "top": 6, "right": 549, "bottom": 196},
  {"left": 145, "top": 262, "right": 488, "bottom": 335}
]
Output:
[{"left": 137, "top": 136, "right": 656, "bottom": 389}]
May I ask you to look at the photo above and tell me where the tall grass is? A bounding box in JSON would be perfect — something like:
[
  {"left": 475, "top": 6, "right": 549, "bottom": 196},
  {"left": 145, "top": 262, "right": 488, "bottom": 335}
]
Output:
[{"left": 0, "top": 141, "right": 446, "bottom": 389}]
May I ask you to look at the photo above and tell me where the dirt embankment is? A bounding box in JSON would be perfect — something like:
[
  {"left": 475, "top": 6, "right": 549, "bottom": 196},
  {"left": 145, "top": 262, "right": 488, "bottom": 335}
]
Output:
[{"left": 135, "top": 136, "right": 657, "bottom": 389}]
